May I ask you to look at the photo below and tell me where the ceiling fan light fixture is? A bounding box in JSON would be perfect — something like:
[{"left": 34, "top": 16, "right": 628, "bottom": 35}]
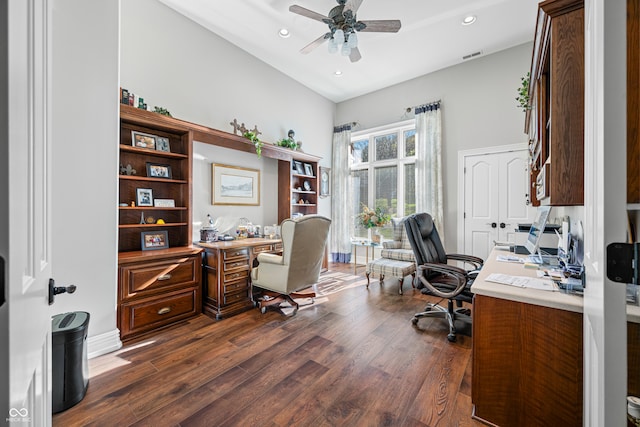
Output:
[
  {"left": 462, "top": 15, "right": 476, "bottom": 25},
  {"left": 341, "top": 43, "right": 351, "bottom": 56},
  {"left": 328, "top": 37, "right": 338, "bottom": 53},
  {"left": 347, "top": 32, "right": 358, "bottom": 48},
  {"left": 334, "top": 29, "right": 345, "bottom": 44},
  {"left": 278, "top": 28, "right": 291, "bottom": 38}
]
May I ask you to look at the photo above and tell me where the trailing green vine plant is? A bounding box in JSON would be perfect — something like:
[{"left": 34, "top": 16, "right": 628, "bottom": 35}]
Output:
[
  {"left": 516, "top": 72, "right": 531, "bottom": 112},
  {"left": 243, "top": 131, "right": 263, "bottom": 158},
  {"left": 276, "top": 137, "right": 298, "bottom": 150}
]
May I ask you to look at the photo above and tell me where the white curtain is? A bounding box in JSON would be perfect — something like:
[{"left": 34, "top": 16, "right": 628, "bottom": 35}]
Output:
[
  {"left": 330, "top": 125, "right": 353, "bottom": 263},
  {"left": 415, "top": 103, "right": 444, "bottom": 242}
]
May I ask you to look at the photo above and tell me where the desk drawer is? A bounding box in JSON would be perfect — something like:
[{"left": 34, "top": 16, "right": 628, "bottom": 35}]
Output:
[
  {"left": 120, "top": 256, "right": 199, "bottom": 299},
  {"left": 223, "top": 278, "right": 248, "bottom": 294},
  {"left": 223, "top": 288, "right": 249, "bottom": 305},
  {"left": 224, "top": 259, "right": 249, "bottom": 271},
  {"left": 121, "top": 289, "right": 198, "bottom": 338},
  {"left": 223, "top": 269, "right": 248, "bottom": 283},
  {"left": 223, "top": 248, "right": 249, "bottom": 260}
]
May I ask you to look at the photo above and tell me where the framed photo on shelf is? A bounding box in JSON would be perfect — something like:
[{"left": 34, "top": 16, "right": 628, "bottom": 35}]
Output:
[
  {"left": 304, "top": 163, "right": 314, "bottom": 177},
  {"left": 154, "top": 198, "right": 175, "bottom": 208},
  {"left": 136, "top": 188, "right": 153, "bottom": 207},
  {"left": 146, "top": 162, "right": 172, "bottom": 179},
  {"left": 319, "top": 166, "right": 330, "bottom": 198},
  {"left": 303, "top": 180, "right": 312, "bottom": 191},
  {"left": 294, "top": 161, "right": 304, "bottom": 175},
  {"left": 131, "top": 131, "right": 157, "bottom": 149},
  {"left": 141, "top": 230, "right": 169, "bottom": 251},
  {"left": 156, "top": 137, "right": 171, "bottom": 152},
  {"left": 212, "top": 163, "right": 260, "bottom": 206}
]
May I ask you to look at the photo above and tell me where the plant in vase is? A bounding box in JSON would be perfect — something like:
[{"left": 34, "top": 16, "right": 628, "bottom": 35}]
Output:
[{"left": 358, "top": 204, "right": 391, "bottom": 243}]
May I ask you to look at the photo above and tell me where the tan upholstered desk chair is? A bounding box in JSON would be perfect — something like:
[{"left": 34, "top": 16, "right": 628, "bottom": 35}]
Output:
[{"left": 251, "top": 215, "right": 331, "bottom": 315}]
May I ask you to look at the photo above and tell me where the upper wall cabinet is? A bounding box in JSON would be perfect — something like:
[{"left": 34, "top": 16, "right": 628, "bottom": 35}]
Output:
[{"left": 526, "top": 0, "right": 584, "bottom": 206}]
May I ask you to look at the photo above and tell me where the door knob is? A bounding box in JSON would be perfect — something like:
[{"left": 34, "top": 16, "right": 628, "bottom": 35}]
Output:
[
  {"left": 500, "top": 222, "right": 506, "bottom": 229},
  {"left": 48, "top": 278, "right": 77, "bottom": 305},
  {"left": 486, "top": 222, "right": 497, "bottom": 228}
]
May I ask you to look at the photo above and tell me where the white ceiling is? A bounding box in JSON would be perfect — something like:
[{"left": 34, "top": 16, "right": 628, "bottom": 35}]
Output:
[{"left": 158, "top": 0, "right": 539, "bottom": 103}]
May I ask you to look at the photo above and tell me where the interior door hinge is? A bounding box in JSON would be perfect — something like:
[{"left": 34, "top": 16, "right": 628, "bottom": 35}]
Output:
[{"left": 607, "top": 242, "right": 640, "bottom": 284}]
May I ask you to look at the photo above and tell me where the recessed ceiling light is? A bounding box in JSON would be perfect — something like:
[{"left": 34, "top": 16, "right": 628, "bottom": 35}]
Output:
[
  {"left": 462, "top": 15, "right": 476, "bottom": 25},
  {"left": 279, "top": 28, "right": 290, "bottom": 38},
  {"left": 334, "top": 70, "right": 343, "bottom": 76}
]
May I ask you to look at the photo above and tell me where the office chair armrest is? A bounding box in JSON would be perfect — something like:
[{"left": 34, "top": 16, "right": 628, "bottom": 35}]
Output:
[
  {"left": 256, "top": 252, "right": 284, "bottom": 265},
  {"left": 446, "top": 253, "right": 484, "bottom": 270},
  {"left": 416, "top": 263, "right": 468, "bottom": 299}
]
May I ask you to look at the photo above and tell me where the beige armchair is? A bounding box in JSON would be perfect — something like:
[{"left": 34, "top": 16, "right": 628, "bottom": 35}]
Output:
[{"left": 251, "top": 215, "right": 331, "bottom": 315}]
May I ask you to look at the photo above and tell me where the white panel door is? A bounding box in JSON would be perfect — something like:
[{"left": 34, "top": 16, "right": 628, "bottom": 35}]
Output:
[
  {"left": 4, "top": 0, "right": 54, "bottom": 424},
  {"left": 463, "top": 148, "right": 535, "bottom": 260}
]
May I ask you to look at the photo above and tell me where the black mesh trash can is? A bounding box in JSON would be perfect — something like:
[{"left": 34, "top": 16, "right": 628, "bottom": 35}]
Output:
[{"left": 52, "top": 311, "right": 90, "bottom": 413}]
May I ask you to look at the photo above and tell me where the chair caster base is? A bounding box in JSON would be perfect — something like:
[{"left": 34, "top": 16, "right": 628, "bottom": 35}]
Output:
[
  {"left": 411, "top": 317, "right": 419, "bottom": 325},
  {"left": 447, "top": 334, "right": 456, "bottom": 342}
]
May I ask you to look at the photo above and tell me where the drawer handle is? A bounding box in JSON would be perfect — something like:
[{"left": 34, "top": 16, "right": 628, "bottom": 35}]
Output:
[
  {"left": 157, "top": 307, "right": 171, "bottom": 315},
  {"left": 157, "top": 274, "right": 172, "bottom": 281}
]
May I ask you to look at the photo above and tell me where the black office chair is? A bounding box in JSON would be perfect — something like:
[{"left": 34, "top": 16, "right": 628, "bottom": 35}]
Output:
[{"left": 404, "top": 213, "right": 484, "bottom": 342}]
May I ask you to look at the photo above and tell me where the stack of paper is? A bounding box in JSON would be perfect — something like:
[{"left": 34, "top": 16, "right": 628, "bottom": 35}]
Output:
[{"left": 485, "top": 273, "right": 557, "bottom": 291}]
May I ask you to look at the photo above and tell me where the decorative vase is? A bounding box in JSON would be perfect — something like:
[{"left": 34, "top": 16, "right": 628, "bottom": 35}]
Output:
[{"left": 370, "top": 227, "right": 382, "bottom": 244}]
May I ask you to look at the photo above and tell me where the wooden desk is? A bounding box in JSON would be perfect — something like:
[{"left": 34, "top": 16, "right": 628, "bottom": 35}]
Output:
[
  {"left": 199, "top": 238, "right": 282, "bottom": 319},
  {"left": 470, "top": 248, "right": 584, "bottom": 427}
]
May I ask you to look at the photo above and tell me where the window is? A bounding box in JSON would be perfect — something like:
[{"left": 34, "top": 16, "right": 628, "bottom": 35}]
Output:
[{"left": 350, "top": 120, "right": 415, "bottom": 239}]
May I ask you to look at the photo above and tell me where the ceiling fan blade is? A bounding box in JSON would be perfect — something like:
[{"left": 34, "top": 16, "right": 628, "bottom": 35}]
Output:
[
  {"left": 359, "top": 20, "right": 401, "bottom": 33},
  {"left": 349, "top": 46, "right": 362, "bottom": 63},
  {"left": 300, "top": 34, "right": 329, "bottom": 54},
  {"left": 343, "top": 0, "right": 364, "bottom": 15},
  {"left": 289, "top": 5, "right": 329, "bottom": 23}
]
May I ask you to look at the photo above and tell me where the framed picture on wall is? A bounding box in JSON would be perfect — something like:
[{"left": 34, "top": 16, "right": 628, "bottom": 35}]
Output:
[{"left": 211, "top": 163, "right": 260, "bottom": 206}]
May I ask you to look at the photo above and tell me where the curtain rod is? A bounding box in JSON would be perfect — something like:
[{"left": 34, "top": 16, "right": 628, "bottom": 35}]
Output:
[
  {"left": 403, "top": 99, "right": 442, "bottom": 114},
  {"left": 333, "top": 121, "right": 359, "bottom": 132}
]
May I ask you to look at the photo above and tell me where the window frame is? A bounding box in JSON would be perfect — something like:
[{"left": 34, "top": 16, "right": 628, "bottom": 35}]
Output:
[{"left": 350, "top": 119, "right": 416, "bottom": 230}]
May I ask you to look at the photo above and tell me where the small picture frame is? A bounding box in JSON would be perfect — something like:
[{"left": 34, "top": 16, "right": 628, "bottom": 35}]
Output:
[
  {"left": 141, "top": 230, "right": 169, "bottom": 251},
  {"left": 303, "top": 180, "right": 311, "bottom": 191},
  {"left": 154, "top": 198, "right": 176, "bottom": 208},
  {"left": 132, "top": 131, "right": 157, "bottom": 149},
  {"left": 146, "top": 162, "right": 172, "bottom": 179},
  {"left": 304, "top": 163, "right": 314, "bottom": 177},
  {"left": 294, "top": 161, "right": 304, "bottom": 175},
  {"left": 156, "top": 137, "right": 170, "bottom": 152},
  {"left": 136, "top": 188, "right": 153, "bottom": 207}
]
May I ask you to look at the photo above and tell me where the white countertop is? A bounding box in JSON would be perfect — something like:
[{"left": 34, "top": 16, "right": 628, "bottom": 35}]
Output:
[{"left": 472, "top": 248, "right": 640, "bottom": 322}]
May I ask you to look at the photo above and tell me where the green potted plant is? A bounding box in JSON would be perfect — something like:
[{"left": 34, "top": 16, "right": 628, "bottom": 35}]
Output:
[
  {"left": 516, "top": 72, "right": 531, "bottom": 112},
  {"left": 243, "top": 131, "right": 263, "bottom": 158}
]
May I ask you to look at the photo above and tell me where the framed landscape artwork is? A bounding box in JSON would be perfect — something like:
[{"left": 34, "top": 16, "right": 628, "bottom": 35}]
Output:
[{"left": 212, "top": 163, "right": 260, "bottom": 206}]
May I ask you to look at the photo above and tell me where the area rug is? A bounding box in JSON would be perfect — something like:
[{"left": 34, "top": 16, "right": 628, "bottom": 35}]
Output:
[{"left": 274, "top": 270, "right": 368, "bottom": 315}]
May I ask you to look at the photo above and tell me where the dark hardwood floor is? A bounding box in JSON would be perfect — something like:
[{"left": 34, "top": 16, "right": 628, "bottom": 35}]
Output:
[{"left": 53, "top": 263, "right": 483, "bottom": 426}]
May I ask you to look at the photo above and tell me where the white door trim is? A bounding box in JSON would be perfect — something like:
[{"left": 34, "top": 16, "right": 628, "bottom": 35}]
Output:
[{"left": 457, "top": 143, "right": 528, "bottom": 253}]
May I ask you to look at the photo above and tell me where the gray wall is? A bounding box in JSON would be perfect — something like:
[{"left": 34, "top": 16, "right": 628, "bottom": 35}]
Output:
[
  {"left": 51, "top": 0, "right": 120, "bottom": 349},
  {"left": 121, "top": 0, "right": 336, "bottom": 227},
  {"left": 336, "top": 43, "right": 533, "bottom": 249}
]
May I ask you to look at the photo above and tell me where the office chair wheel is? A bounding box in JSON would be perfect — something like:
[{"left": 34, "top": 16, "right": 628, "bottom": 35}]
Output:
[
  {"left": 411, "top": 317, "right": 419, "bottom": 325},
  {"left": 447, "top": 333, "right": 456, "bottom": 342},
  {"left": 260, "top": 306, "right": 267, "bottom": 314}
]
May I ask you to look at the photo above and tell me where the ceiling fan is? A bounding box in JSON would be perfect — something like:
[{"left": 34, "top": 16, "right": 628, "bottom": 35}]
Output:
[{"left": 289, "top": 0, "right": 401, "bottom": 63}]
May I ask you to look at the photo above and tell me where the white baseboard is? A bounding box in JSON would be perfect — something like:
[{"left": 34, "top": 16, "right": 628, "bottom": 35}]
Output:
[{"left": 87, "top": 328, "right": 122, "bottom": 359}]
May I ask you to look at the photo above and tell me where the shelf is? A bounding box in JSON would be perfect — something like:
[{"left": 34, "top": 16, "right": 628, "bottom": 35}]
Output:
[
  {"left": 292, "top": 190, "right": 315, "bottom": 194},
  {"left": 119, "top": 222, "right": 188, "bottom": 229},
  {"left": 119, "top": 144, "right": 188, "bottom": 159},
  {"left": 119, "top": 206, "right": 187, "bottom": 211},
  {"left": 119, "top": 175, "right": 188, "bottom": 184},
  {"left": 292, "top": 204, "right": 316, "bottom": 207},
  {"left": 292, "top": 173, "right": 315, "bottom": 179}
]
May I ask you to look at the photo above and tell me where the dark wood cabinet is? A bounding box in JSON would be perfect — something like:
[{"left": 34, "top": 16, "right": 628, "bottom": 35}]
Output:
[
  {"left": 526, "top": 0, "right": 584, "bottom": 206},
  {"left": 117, "top": 105, "right": 201, "bottom": 341},
  {"left": 200, "top": 239, "right": 282, "bottom": 319}
]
